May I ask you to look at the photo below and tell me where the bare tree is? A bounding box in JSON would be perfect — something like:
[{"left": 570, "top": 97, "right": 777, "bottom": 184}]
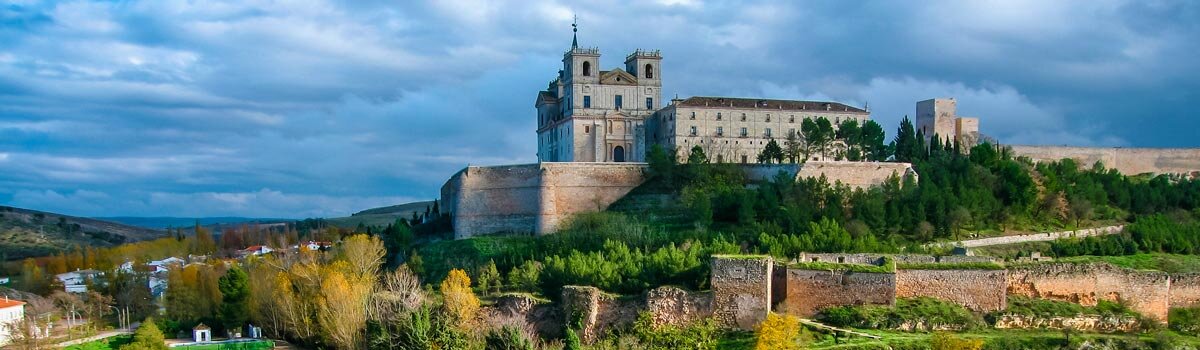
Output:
[
  {"left": 368, "top": 265, "right": 425, "bottom": 324},
  {"left": 50, "top": 291, "right": 84, "bottom": 341}
]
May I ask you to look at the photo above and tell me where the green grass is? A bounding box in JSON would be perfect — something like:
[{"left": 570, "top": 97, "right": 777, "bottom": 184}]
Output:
[
  {"left": 993, "top": 296, "right": 1140, "bottom": 320},
  {"left": 175, "top": 340, "right": 275, "bottom": 350},
  {"left": 63, "top": 334, "right": 133, "bottom": 350},
  {"left": 790, "top": 257, "right": 896, "bottom": 273},
  {"left": 896, "top": 261, "right": 1005, "bottom": 270}
]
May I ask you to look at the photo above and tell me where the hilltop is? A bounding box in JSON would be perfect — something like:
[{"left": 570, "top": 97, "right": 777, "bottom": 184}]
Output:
[
  {"left": 0, "top": 205, "right": 165, "bottom": 260},
  {"left": 325, "top": 200, "right": 435, "bottom": 228},
  {"left": 98, "top": 216, "right": 293, "bottom": 229}
]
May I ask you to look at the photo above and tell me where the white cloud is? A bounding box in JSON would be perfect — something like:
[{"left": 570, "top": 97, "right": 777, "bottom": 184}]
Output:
[{"left": 10, "top": 188, "right": 415, "bottom": 218}]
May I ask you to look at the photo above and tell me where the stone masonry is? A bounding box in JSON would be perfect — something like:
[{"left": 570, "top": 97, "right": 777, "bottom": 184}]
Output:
[
  {"left": 784, "top": 269, "right": 895, "bottom": 316},
  {"left": 710, "top": 255, "right": 773, "bottom": 330},
  {"left": 895, "top": 269, "right": 1007, "bottom": 312}
]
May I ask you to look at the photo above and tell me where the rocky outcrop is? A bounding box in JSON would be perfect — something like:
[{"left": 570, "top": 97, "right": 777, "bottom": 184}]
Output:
[{"left": 993, "top": 314, "right": 1142, "bottom": 333}]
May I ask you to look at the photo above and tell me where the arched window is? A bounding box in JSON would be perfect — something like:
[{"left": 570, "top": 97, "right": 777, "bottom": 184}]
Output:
[
  {"left": 613, "top": 146, "right": 626, "bottom": 162},
  {"left": 645, "top": 64, "right": 653, "bottom": 79},
  {"left": 582, "top": 61, "right": 591, "bottom": 76}
]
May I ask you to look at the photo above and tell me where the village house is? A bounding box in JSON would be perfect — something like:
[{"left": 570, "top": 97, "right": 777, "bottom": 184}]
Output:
[
  {"left": 55, "top": 269, "right": 103, "bottom": 293},
  {"left": 0, "top": 297, "right": 25, "bottom": 346}
]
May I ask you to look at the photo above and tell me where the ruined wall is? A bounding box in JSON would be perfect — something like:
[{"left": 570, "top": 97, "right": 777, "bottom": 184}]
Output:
[
  {"left": 784, "top": 268, "right": 895, "bottom": 317},
  {"left": 896, "top": 269, "right": 1007, "bottom": 312},
  {"left": 1008, "top": 263, "right": 1171, "bottom": 322},
  {"left": 952, "top": 225, "right": 1124, "bottom": 248},
  {"left": 796, "top": 161, "right": 917, "bottom": 189},
  {"left": 645, "top": 286, "right": 713, "bottom": 328},
  {"left": 795, "top": 253, "right": 888, "bottom": 265},
  {"left": 993, "top": 314, "right": 1141, "bottom": 333},
  {"left": 482, "top": 294, "right": 563, "bottom": 338},
  {"left": 710, "top": 256, "right": 773, "bottom": 330},
  {"left": 561, "top": 286, "right": 641, "bottom": 343},
  {"left": 442, "top": 162, "right": 645, "bottom": 238},
  {"left": 1009, "top": 145, "right": 1200, "bottom": 177},
  {"left": 1169, "top": 274, "right": 1200, "bottom": 308}
]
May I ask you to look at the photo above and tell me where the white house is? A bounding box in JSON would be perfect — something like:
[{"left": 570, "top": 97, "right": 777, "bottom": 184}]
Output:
[
  {"left": 239, "top": 245, "right": 274, "bottom": 257},
  {"left": 56, "top": 269, "right": 103, "bottom": 293},
  {"left": 0, "top": 297, "right": 26, "bottom": 346}
]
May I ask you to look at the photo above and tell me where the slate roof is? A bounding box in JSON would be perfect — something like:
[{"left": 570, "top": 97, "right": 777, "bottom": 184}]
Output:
[{"left": 677, "top": 96, "right": 868, "bottom": 114}]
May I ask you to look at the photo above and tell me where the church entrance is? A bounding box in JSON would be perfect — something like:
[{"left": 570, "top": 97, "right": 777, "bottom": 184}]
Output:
[{"left": 613, "top": 146, "right": 625, "bottom": 162}]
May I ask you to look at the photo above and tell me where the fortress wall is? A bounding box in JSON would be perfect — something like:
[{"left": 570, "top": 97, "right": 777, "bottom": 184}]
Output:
[
  {"left": 710, "top": 256, "right": 773, "bottom": 330},
  {"left": 783, "top": 269, "right": 895, "bottom": 317},
  {"left": 796, "top": 161, "right": 915, "bottom": 189},
  {"left": 536, "top": 162, "right": 647, "bottom": 234},
  {"left": 1009, "top": 145, "right": 1200, "bottom": 176},
  {"left": 561, "top": 286, "right": 640, "bottom": 343},
  {"left": 1169, "top": 274, "right": 1200, "bottom": 308},
  {"left": 1008, "top": 263, "right": 1171, "bottom": 322},
  {"left": 443, "top": 164, "right": 543, "bottom": 239},
  {"left": 740, "top": 164, "right": 800, "bottom": 182},
  {"left": 896, "top": 269, "right": 1007, "bottom": 312},
  {"left": 645, "top": 286, "right": 714, "bottom": 328},
  {"left": 796, "top": 253, "right": 887, "bottom": 265}
]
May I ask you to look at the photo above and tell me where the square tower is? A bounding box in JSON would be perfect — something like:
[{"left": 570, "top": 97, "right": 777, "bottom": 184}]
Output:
[{"left": 916, "top": 98, "right": 958, "bottom": 143}]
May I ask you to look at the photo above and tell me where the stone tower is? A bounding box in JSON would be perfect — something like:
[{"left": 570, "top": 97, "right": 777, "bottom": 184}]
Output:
[{"left": 535, "top": 22, "right": 659, "bottom": 163}]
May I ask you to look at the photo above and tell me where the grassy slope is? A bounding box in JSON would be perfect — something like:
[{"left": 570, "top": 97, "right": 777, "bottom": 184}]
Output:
[
  {"left": 0, "top": 206, "right": 165, "bottom": 260},
  {"left": 325, "top": 200, "right": 435, "bottom": 228}
]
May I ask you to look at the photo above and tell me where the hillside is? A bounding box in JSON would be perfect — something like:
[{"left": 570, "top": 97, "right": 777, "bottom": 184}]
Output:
[
  {"left": 98, "top": 216, "right": 293, "bottom": 229},
  {"left": 326, "top": 200, "right": 435, "bottom": 228},
  {"left": 0, "top": 206, "right": 165, "bottom": 260}
]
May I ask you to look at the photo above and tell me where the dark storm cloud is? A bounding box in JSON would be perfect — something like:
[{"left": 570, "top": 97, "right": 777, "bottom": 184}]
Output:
[{"left": 0, "top": 0, "right": 1196, "bottom": 217}]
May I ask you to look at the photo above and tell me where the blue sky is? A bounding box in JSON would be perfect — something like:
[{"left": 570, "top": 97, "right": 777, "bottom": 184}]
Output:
[{"left": 1, "top": 0, "right": 1198, "bottom": 218}]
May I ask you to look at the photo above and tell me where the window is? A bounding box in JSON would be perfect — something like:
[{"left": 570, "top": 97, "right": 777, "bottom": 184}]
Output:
[
  {"left": 582, "top": 61, "right": 591, "bottom": 76},
  {"left": 583, "top": 96, "right": 591, "bottom": 108},
  {"left": 790, "top": 115, "right": 795, "bottom": 123},
  {"left": 766, "top": 114, "right": 771, "bottom": 122},
  {"left": 615, "top": 95, "right": 623, "bottom": 110},
  {"left": 585, "top": 126, "right": 590, "bottom": 133},
  {"left": 740, "top": 127, "right": 748, "bottom": 136},
  {"left": 789, "top": 128, "right": 796, "bottom": 136},
  {"left": 645, "top": 63, "right": 653, "bottom": 79},
  {"left": 690, "top": 112, "right": 696, "bottom": 120},
  {"left": 741, "top": 155, "right": 748, "bottom": 164},
  {"left": 646, "top": 97, "right": 653, "bottom": 110},
  {"left": 690, "top": 126, "right": 698, "bottom": 135},
  {"left": 717, "top": 112, "right": 722, "bottom": 120},
  {"left": 716, "top": 154, "right": 723, "bottom": 163},
  {"left": 717, "top": 127, "right": 724, "bottom": 136},
  {"left": 765, "top": 128, "right": 772, "bottom": 137},
  {"left": 741, "top": 113, "right": 746, "bottom": 121}
]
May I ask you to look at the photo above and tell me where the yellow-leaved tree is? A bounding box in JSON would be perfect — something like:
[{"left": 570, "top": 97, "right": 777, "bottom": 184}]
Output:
[
  {"left": 754, "top": 313, "right": 804, "bottom": 350},
  {"left": 440, "top": 268, "right": 480, "bottom": 326},
  {"left": 317, "top": 265, "right": 372, "bottom": 350}
]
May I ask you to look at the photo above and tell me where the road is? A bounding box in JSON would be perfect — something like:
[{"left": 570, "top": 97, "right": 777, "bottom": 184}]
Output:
[{"left": 932, "top": 225, "right": 1123, "bottom": 248}]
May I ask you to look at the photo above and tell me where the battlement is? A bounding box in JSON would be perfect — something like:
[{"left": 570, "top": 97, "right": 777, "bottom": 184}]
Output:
[
  {"left": 566, "top": 47, "right": 600, "bottom": 56},
  {"left": 625, "top": 49, "right": 661, "bottom": 61}
]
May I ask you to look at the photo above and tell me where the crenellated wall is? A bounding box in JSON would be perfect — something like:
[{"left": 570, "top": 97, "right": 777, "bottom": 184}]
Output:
[
  {"left": 896, "top": 269, "right": 1007, "bottom": 312},
  {"left": 1008, "top": 145, "right": 1200, "bottom": 177}
]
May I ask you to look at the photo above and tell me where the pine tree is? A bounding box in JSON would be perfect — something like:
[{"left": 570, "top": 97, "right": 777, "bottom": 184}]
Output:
[
  {"left": 893, "top": 116, "right": 918, "bottom": 163},
  {"left": 218, "top": 266, "right": 250, "bottom": 331}
]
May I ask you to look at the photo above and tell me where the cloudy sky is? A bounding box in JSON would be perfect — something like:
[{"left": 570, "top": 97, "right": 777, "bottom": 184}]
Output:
[{"left": 1, "top": 0, "right": 1198, "bottom": 218}]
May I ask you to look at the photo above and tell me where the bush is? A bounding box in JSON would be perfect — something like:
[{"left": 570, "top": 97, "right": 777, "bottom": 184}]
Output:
[
  {"left": 1170, "top": 306, "right": 1200, "bottom": 335},
  {"left": 484, "top": 325, "right": 534, "bottom": 350},
  {"left": 753, "top": 313, "right": 805, "bottom": 350},
  {"left": 930, "top": 333, "right": 982, "bottom": 350},
  {"left": 818, "top": 297, "right": 982, "bottom": 331}
]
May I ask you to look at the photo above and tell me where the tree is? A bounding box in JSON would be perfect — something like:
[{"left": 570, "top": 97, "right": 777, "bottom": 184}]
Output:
[
  {"left": 121, "top": 318, "right": 168, "bottom": 350},
  {"left": 754, "top": 313, "right": 804, "bottom": 350},
  {"left": 219, "top": 266, "right": 251, "bottom": 331},
  {"left": 687, "top": 145, "right": 709, "bottom": 165},
  {"left": 340, "top": 234, "right": 386, "bottom": 279},
  {"left": 837, "top": 119, "right": 862, "bottom": 161},
  {"left": 476, "top": 260, "right": 502, "bottom": 296},
  {"left": 506, "top": 260, "right": 542, "bottom": 293},
  {"left": 860, "top": 120, "right": 889, "bottom": 161},
  {"left": 51, "top": 291, "right": 85, "bottom": 341},
  {"left": 813, "top": 117, "right": 834, "bottom": 159},
  {"left": 948, "top": 207, "right": 972, "bottom": 239},
  {"left": 784, "top": 131, "right": 804, "bottom": 163},
  {"left": 318, "top": 268, "right": 372, "bottom": 350},
  {"left": 440, "top": 269, "right": 480, "bottom": 326},
  {"left": 893, "top": 116, "right": 919, "bottom": 163},
  {"left": 1070, "top": 197, "right": 1094, "bottom": 228},
  {"left": 757, "top": 138, "right": 785, "bottom": 164}
]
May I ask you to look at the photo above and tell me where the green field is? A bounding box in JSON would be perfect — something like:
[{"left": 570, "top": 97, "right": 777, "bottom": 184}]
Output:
[
  {"left": 175, "top": 340, "right": 275, "bottom": 350},
  {"left": 63, "top": 335, "right": 133, "bottom": 350}
]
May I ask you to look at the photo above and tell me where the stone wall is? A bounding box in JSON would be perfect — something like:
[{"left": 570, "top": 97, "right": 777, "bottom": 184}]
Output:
[
  {"left": 1169, "top": 273, "right": 1200, "bottom": 308},
  {"left": 784, "top": 268, "right": 895, "bottom": 317},
  {"left": 561, "top": 286, "right": 641, "bottom": 343},
  {"left": 645, "top": 286, "right": 714, "bottom": 328},
  {"left": 1009, "top": 145, "right": 1200, "bottom": 177},
  {"left": 796, "top": 161, "right": 917, "bottom": 189},
  {"left": 795, "top": 253, "right": 888, "bottom": 265},
  {"left": 993, "top": 314, "right": 1142, "bottom": 333},
  {"left": 950, "top": 225, "right": 1124, "bottom": 248},
  {"left": 896, "top": 269, "right": 1007, "bottom": 312},
  {"left": 441, "top": 162, "right": 646, "bottom": 238},
  {"left": 710, "top": 256, "right": 773, "bottom": 330},
  {"left": 482, "top": 294, "right": 563, "bottom": 338},
  {"left": 1007, "top": 263, "right": 1171, "bottom": 322}
]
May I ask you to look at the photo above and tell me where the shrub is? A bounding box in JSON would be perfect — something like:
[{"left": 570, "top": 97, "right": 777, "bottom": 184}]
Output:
[
  {"left": 930, "top": 333, "right": 982, "bottom": 350},
  {"left": 1170, "top": 306, "right": 1200, "bottom": 335},
  {"left": 818, "top": 297, "right": 982, "bottom": 331},
  {"left": 440, "top": 269, "right": 480, "bottom": 325},
  {"left": 484, "top": 325, "right": 534, "bottom": 350},
  {"left": 754, "top": 313, "right": 804, "bottom": 350},
  {"left": 629, "top": 313, "right": 722, "bottom": 350}
]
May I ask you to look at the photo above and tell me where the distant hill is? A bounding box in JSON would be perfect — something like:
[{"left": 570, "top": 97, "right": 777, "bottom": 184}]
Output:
[
  {"left": 98, "top": 216, "right": 293, "bottom": 229},
  {"left": 0, "top": 206, "right": 166, "bottom": 261},
  {"left": 327, "top": 200, "right": 436, "bottom": 228}
]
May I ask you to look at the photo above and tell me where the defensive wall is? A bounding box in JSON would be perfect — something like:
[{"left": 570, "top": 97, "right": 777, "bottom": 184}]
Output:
[
  {"left": 441, "top": 161, "right": 916, "bottom": 238},
  {"left": 1007, "top": 263, "right": 1172, "bottom": 322},
  {"left": 1008, "top": 145, "right": 1200, "bottom": 177}
]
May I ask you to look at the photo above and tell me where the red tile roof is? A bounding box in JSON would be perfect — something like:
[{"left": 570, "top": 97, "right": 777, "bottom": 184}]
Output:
[{"left": 0, "top": 298, "right": 26, "bottom": 309}]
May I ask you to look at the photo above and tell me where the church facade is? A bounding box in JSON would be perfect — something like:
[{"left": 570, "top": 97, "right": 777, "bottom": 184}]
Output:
[{"left": 535, "top": 33, "right": 868, "bottom": 164}]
